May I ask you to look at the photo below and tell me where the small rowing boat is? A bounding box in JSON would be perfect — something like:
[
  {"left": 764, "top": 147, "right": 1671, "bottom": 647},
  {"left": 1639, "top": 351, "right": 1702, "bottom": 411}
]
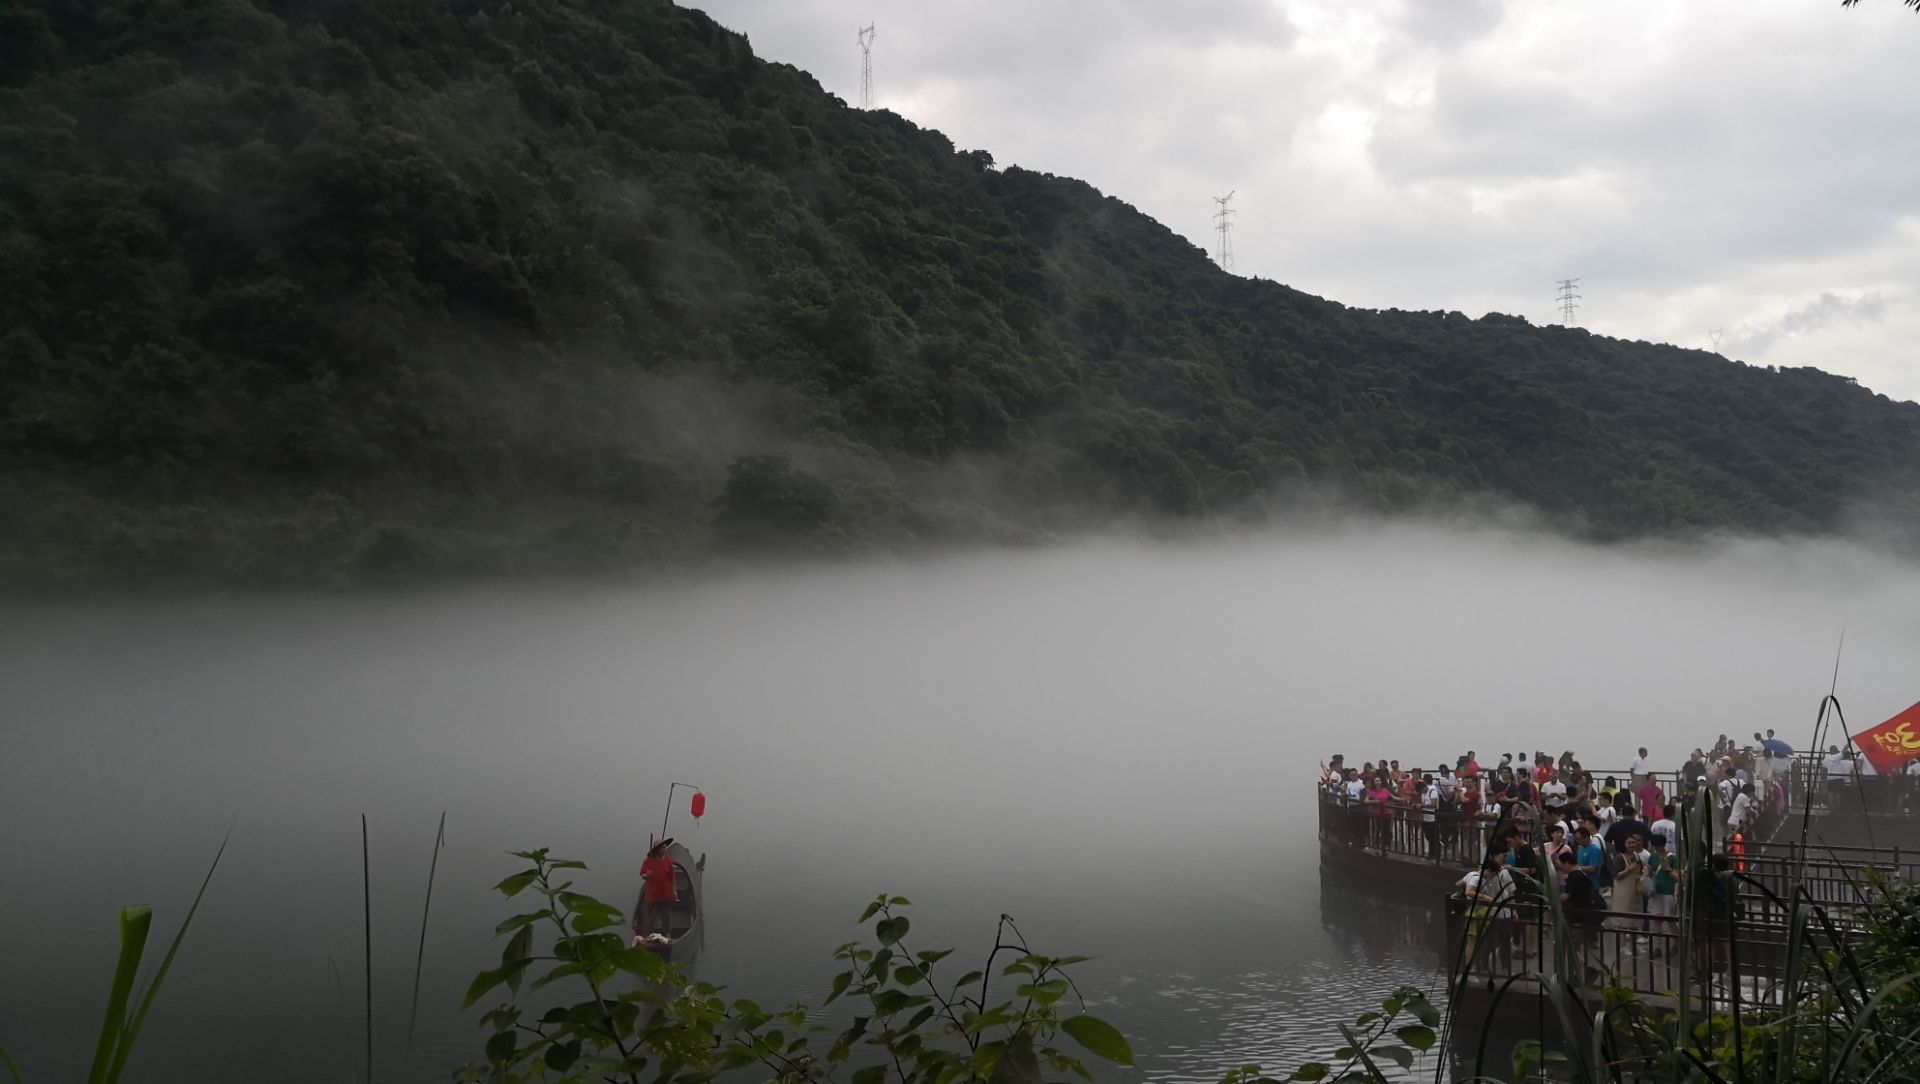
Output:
[{"left": 631, "top": 837, "right": 704, "bottom": 959}]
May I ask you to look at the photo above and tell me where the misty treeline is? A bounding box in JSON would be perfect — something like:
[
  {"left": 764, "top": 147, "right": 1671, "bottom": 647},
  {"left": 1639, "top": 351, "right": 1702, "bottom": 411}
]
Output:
[{"left": 5, "top": 0, "right": 1920, "bottom": 589}]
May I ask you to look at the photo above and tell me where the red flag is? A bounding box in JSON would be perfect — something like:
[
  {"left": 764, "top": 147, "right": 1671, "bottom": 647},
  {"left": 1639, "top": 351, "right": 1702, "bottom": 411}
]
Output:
[{"left": 1854, "top": 701, "right": 1920, "bottom": 774}]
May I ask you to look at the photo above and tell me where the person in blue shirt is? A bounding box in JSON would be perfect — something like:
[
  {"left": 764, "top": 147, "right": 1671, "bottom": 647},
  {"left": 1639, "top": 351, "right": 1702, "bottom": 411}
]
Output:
[
  {"left": 1758, "top": 730, "right": 1794, "bottom": 758},
  {"left": 1575, "top": 826, "right": 1606, "bottom": 880}
]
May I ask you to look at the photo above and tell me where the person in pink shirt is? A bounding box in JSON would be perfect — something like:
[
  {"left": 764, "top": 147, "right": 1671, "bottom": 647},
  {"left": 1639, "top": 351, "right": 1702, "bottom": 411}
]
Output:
[
  {"left": 1363, "top": 774, "right": 1396, "bottom": 853},
  {"left": 1635, "top": 776, "right": 1665, "bottom": 820}
]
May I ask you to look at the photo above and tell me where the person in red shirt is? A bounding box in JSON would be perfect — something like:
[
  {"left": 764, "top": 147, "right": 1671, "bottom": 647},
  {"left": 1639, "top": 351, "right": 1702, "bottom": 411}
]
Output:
[{"left": 638, "top": 839, "right": 679, "bottom": 938}]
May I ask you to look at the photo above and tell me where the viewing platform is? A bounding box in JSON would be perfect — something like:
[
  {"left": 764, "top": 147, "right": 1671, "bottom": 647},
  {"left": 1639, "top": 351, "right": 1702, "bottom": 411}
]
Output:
[{"left": 1315, "top": 764, "right": 1920, "bottom": 1018}]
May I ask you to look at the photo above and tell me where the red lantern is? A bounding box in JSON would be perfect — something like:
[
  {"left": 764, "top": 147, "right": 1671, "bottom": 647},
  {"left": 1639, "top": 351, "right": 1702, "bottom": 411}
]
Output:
[{"left": 690, "top": 792, "right": 706, "bottom": 821}]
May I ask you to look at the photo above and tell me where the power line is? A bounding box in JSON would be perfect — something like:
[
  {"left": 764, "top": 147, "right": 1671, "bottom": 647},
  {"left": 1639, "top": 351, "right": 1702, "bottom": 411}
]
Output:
[
  {"left": 1554, "top": 277, "right": 1582, "bottom": 326},
  {"left": 1212, "top": 190, "right": 1236, "bottom": 273},
  {"left": 856, "top": 23, "right": 876, "bottom": 109}
]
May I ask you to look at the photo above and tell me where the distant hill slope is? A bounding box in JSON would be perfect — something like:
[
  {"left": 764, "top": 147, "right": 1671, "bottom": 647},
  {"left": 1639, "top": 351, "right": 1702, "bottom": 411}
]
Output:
[{"left": 4, "top": 0, "right": 1917, "bottom": 588}]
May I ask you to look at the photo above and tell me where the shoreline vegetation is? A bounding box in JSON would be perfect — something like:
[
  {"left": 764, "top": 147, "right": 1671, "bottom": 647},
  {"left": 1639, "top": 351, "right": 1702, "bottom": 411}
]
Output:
[
  {"left": 14, "top": 793, "right": 1920, "bottom": 1084},
  {"left": 8, "top": 0, "right": 1920, "bottom": 593}
]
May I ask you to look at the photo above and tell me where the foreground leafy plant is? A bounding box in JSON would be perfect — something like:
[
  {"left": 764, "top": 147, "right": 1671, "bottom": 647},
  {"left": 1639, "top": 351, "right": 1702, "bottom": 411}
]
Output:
[
  {"left": 458, "top": 849, "right": 1132, "bottom": 1083},
  {"left": 0, "top": 837, "right": 224, "bottom": 1084}
]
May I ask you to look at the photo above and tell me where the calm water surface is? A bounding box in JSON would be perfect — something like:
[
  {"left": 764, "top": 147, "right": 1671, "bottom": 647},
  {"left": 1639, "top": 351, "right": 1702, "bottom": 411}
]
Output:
[{"left": 7, "top": 528, "right": 1917, "bottom": 1081}]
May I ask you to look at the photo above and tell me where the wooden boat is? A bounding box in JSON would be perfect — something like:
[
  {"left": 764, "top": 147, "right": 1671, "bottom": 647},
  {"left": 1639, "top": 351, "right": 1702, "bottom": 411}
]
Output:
[{"left": 631, "top": 836, "right": 705, "bottom": 961}]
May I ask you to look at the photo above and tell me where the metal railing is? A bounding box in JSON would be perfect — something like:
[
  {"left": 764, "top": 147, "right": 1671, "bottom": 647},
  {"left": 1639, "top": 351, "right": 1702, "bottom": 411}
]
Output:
[
  {"left": 1442, "top": 892, "right": 1830, "bottom": 1013},
  {"left": 1317, "top": 792, "right": 1913, "bottom": 918},
  {"left": 1317, "top": 791, "right": 1496, "bottom": 869}
]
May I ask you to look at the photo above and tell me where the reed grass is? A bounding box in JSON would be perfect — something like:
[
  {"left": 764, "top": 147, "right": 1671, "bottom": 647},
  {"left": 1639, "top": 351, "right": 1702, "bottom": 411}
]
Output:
[
  {"left": 362, "top": 813, "right": 373, "bottom": 1084},
  {"left": 405, "top": 811, "right": 447, "bottom": 1069}
]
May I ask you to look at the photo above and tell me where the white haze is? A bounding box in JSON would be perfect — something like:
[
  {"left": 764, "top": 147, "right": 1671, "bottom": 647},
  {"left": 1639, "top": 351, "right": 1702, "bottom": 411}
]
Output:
[{"left": 5, "top": 520, "right": 1920, "bottom": 1080}]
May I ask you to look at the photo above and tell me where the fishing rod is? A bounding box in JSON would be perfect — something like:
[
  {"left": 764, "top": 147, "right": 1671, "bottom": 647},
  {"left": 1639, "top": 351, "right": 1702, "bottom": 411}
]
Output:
[{"left": 658, "top": 780, "right": 705, "bottom": 843}]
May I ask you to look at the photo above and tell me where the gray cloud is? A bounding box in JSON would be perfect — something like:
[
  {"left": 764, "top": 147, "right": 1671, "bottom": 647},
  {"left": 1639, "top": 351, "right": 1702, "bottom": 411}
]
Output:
[
  {"left": 693, "top": 0, "right": 1920, "bottom": 402},
  {"left": 1726, "top": 290, "right": 1891, "bottom": 357}
]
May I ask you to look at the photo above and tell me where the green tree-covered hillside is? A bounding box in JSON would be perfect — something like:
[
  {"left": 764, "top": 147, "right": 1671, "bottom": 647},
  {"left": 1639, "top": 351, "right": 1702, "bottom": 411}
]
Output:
[{"left": 4, "top": 0, "right": 1917, "bottom": 588}]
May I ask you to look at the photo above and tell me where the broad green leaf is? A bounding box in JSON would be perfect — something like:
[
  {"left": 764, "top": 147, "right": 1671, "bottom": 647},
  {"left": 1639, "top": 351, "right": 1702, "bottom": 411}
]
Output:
[
  {"left": 495, "top": 870, "right": 539, "bottom": 898},
  {"left": 889, "top": 896, "right": 911, "bottom": 906},
  {"left": 916, "top": 948, "right": 954, "bottom": 966},
  {"left": 1291, "top": 1063, "right": 1329, "bottom": 1081},
  {"left": 546, "top": 1041, "right": 580, "bottom": 1072},
  {"left": 494, "top": 911, "right": 549, "bottom": 936},
  {"left": 1394, "top": 1025, "right": 1435, "bottom": 1051},
  {"left": 895, "top": 965, "right": 924, "bottom": 986},
  {"left": 876, "top": 916, "right": 909, "bottom": 945},
  {"left": 1029, "top": 979, "right": 1069, "bottom": 1006},
  {"left": 484, "top": 1029, "right": 516, "bottom": 1064},
  {"left": 988, "top": 1040, "right": 1043, "bottom": 1084},
  {"left": 1372, "top": 1045, "right": 1413, "bottom": 1069},
  {"left": 827, "top": 971, "right": 853, "bottom": 1004},
  {"left": 570, "top": 911, "right": 620, "bottom": 934},
  {"left": 859, "top": 900, "right": 885, "bottom": 923},
  {"left": 1060, "top": 1015, "right": 1133, "bottom": 1066},
  {"left": 529, "top": 961, "right": 587, "bottom": 991},
  {"left": 463, "top": 968, "right": 504, "bottom": 1009},
  {"left": 503, "top": 925, "right": 533, "bottom": 966},
  {"left": 557, "top": 891, "right": 615, "bottom": 915},
  {"left": 610, "top": 947, "right": 666, "bottom": 982}
]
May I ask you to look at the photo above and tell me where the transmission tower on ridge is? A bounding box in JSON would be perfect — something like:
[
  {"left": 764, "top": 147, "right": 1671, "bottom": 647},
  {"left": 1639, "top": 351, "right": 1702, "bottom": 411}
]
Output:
[
  {"left": 1212, "top": 191, "right": 1236, "bottom": 272},
  {"left": 1554, "top": 277, "right": 1582, "bottom": 325},
  {"left": 857, "top": 24, "right": 876, "bottom": 109},
  {"left": 1709, "top": 328, "right": 1724, "bottom": 352}
]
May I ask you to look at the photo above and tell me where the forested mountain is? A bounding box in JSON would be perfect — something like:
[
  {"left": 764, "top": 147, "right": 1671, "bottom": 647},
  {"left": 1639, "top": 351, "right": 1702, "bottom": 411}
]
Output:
[{"left": 4, "top": 0, "right": 1918, "bottom": 588}]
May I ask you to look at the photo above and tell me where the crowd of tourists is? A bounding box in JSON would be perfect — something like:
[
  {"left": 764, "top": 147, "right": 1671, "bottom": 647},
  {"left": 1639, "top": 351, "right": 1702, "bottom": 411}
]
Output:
[
  {"left": 1317, "top": 737, "right": 1804, "bottom": 949},
  {"left": 1320, "top": 738, "right": 1786, "bottom": 850}
]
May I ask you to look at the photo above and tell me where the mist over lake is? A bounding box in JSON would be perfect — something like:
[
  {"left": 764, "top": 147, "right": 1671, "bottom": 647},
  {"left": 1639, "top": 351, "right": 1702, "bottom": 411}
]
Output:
[{"left": 6, "top": 521, "right": 1920, "bottom": 1082}]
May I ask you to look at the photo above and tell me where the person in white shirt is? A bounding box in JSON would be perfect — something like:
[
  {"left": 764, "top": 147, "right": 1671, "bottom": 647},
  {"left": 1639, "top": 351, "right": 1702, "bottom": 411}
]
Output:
[
  {"left": 1649, "top": 807, "right": 1678, "bottom": 857},
  {"left": 1727, "top": 782, "right": 1757, "bottom": 838},
  {"left": 1629, "top": 747, "right": 1651, "bottom": 778},
  {"left": 1418, "top": 780, "right": 1441, "bottom": 855},
  {"left": 1541, "top": 776, "right": 1568, "bottom": 812}
]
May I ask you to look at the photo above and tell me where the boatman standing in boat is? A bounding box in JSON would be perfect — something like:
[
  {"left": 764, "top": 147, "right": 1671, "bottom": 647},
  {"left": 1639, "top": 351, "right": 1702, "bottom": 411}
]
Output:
[{"left": 640, "top": 839, "right": 679, "bottom": 937}]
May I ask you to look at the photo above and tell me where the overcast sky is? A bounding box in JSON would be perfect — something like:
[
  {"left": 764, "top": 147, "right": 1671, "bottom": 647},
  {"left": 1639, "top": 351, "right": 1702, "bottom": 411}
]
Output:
[{"left": 692, "top": 0, "right": 1920, "bottom": 403}]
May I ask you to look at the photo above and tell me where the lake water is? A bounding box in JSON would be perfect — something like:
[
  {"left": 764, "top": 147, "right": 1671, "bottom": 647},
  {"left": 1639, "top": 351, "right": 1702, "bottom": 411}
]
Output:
[{"left": 6, "top": 524, "right": 1918, "bottom": 1081}]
